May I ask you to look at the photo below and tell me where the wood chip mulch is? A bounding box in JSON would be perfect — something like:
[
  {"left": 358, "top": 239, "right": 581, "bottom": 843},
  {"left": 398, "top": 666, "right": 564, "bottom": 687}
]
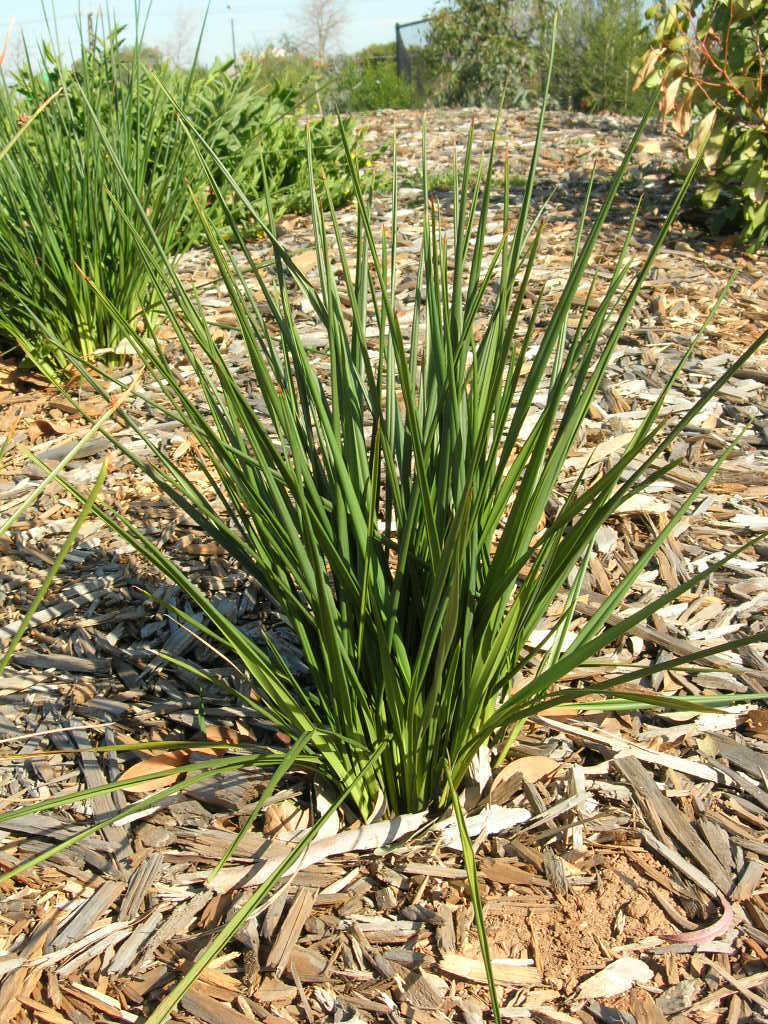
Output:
[{"left": 1, "top": 107, "right": 768, "bottom": 1024}]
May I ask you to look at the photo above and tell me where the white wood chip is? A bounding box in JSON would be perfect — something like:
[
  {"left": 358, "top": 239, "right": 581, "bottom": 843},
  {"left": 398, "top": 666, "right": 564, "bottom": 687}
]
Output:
[{"left": 577, "top": 956, "right": 653, "bottom": 999}]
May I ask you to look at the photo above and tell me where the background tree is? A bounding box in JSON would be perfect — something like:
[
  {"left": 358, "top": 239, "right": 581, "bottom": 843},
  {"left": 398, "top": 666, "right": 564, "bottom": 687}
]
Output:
[
  {"left": 545, "top": 0, "right": 650, "bottom": 113},
  {"left": 163, "top": 6, "right": 200, "bottom": 68},
  {"left": 425, "top": 0, "right": 649, "bottom": 111},
  {"left": 298, "top": 0, "right": 347, "bottom": 63},
  {"left": 426, "top": 0, "right": 535, "bottom": 107}
]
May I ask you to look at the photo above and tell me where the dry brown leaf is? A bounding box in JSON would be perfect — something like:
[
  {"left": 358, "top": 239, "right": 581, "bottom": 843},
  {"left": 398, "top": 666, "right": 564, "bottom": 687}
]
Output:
[
  {"left": 264, "top": 800, "right": 311, "bottom": 840},
  {"left": 117, "top": 750, "right": 189, "bottom": 794},
  {"left": 32, "top": 418, "right": 67, "bottom": 438},
  {"left": 196, "top": 723, "right": 241, "bottom": 756},
  {"left": 744, "top": 708, "right": 768, "bottom": 737},
  {"left": 633, "top": 47, "right": 662, "bottom": 90},
  {"left": 490, "top": 755, "right": 559, "bottom": 804},
  {"left": 660, "top": 74, "right": 683, "bottom": 118},
  {"left": 671, "top": 90, "right": 693, "bottom": 135}
]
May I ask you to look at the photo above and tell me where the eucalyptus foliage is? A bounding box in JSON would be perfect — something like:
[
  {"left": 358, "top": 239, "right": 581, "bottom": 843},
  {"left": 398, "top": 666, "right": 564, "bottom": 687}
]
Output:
[
  {"left": 62, "top": 75, "right": 768, "bottom": 822},
  {"left": 636, "top": 0, "right": 768, "bottom": 248}
]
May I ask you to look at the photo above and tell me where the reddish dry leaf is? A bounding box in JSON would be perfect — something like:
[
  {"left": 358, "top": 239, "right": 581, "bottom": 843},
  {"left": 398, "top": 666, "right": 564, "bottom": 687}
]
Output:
[
  {"left": 744, "top": 708, "right": 768, "bottom": 737},
  {"left": 117, "top": 750, "right": 190, "bottom": 794},
  {"left": 197, "top": 723, "right": 241, "bottom": 755},
  {"left": 663, "top": 895, "right": 734, "bottom": 945}
]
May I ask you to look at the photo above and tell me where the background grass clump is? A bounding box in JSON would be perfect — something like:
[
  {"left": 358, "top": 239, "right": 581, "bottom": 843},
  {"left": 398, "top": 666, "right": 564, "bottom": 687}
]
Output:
[
  {"left": 0, "top": 11, "right": 363, "bottom": 378},
  {"left": 331, "top": 43, "right": 422, "bottom": 110}
]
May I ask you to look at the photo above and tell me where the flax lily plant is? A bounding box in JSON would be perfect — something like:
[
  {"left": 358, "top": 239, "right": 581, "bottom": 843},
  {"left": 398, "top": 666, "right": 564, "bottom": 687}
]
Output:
[
  {"left": 0, "top": 71, "right": 113, "bottom": 669},
  {"left": 61, "top": 75, "right": 767, "bottom": 821}
]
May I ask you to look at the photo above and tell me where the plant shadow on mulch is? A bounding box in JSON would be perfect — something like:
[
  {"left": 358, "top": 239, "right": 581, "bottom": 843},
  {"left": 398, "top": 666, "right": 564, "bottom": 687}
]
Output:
[{"left": 426, "top": 165, "right": 744, "bottom": 262}]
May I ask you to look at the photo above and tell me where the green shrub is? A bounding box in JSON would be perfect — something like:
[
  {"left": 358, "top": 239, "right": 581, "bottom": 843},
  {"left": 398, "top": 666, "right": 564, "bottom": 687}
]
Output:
[
  {"left": 636, "top": 0, "right": 768, "bottom": 248},
  {"left": 426, "top": 0, "right": 536, "bottom": 106},
  {"left": 176, "top": 60, "right": 363, "bottom": 239},
  {"left": 332, "top": 43, "right": 421, "bottom": 110},
  {"left": 543, "top": 0, "right": 651, "bottom": 114},
  {"left": 0, "top": 13, "right": 364, "bottom": 378}
]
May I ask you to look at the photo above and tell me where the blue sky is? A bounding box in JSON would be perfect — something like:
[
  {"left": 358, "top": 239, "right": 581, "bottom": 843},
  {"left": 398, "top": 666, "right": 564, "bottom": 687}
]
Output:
[{"left": 0, "top": 1, "right": 432, "bottom": 67}]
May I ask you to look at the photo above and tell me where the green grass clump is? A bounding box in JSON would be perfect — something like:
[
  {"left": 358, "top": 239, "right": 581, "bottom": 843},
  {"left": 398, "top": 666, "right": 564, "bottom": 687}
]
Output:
[
  {"left": 0, "top": 15, "right": 198, "bottom": 376},
  {"left": 0, "top": 10, "right": 363, "bottom": 379},
  {"left": 66, "top": 68, "right": 768, "bottom": 822},
  {"left": 0, "top": 91, "right": 109, "bottom": 670}
]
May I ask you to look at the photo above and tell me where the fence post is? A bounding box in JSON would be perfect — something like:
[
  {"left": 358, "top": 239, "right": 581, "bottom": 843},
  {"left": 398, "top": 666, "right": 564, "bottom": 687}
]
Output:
[{"left": 395, "top": 18, "right": 432, "bottom": 93}]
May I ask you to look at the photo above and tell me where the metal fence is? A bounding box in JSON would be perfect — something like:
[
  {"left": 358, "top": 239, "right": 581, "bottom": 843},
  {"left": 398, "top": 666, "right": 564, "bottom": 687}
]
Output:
[{"left": 395, "top": 17, "right": 432, "bottom": 98}]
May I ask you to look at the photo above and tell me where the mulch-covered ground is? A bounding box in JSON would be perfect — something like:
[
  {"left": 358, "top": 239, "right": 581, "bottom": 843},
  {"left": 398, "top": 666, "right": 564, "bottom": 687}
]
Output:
[{"left": 1, "top": 107, "right": 768, "bottom": 1024}]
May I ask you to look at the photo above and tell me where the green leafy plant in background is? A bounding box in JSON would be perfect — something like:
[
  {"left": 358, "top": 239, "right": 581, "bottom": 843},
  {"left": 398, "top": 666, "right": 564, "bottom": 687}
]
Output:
[
  {"left": 243, "top": 42, "right": 321, "bottom": 93},
  {"left": 426, "top": 0, "right": 536, "bottom": 107},
  {"left": 60, "top": 62, "right": 768, "bottom": 821},
  {"left": 331, "top": 42, "right": 422, "bottom": 110},
  {"left": 0, "top": 8, "right": 365, "bottom": 378},
  {"left": 248, "top": 40, "right": 423, "bottom": 113},
  {"left": 635, "top": 0, "right": 768, "bottom": 248},
  {"left": 171, "top": 57, "right": 364, "bottom": 241},
  {"left": 541, "top": 0, "right": 650, "bottom": 114}
]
